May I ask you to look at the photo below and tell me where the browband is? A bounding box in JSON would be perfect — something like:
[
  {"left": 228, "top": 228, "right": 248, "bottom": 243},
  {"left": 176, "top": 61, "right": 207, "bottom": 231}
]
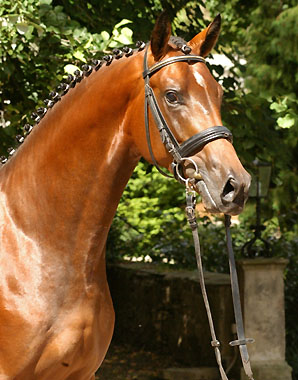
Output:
[{"left": 143, "top": 55, "right": 206, "bottom": 79}]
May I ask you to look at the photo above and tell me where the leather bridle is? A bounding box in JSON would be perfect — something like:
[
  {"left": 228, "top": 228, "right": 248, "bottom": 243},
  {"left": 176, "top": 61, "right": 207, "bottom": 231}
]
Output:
[
  {"left": 143, "top": 46, "right": 233, "bottom": 179},
  {"left": 143, "top": 46, "right": 255, "bottom": 380}
]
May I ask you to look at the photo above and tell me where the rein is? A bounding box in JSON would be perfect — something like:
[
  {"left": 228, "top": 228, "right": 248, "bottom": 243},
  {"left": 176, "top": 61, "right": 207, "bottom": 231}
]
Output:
[
  {"left": 143, "top": 47, "right": 255, "bottom": 380},
  {"left": 185, "top": 182, "right": 254, "bottom": 380}
]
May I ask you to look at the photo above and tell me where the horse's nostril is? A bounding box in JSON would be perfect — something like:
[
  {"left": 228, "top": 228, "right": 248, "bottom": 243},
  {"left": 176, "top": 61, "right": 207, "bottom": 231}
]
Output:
[
  {"left": 222, "top": 179, "right": 235, "bottom": 198},
  {"left": 221, "top": 177, "right": 240, "bottom": 205}
]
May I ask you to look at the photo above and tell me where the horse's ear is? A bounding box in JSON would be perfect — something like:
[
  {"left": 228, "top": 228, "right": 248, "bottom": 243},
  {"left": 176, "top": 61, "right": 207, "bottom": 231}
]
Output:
[
  {"left": 150, "top": 11, "right": 172, "bottom": 61},
  {"left": 188, "top": 14, "right": 221, "bottom": 57}
]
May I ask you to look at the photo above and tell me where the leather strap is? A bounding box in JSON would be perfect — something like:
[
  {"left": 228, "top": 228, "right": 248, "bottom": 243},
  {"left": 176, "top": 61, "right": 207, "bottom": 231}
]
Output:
[
  {"left": 179, "top": 126, "right": 233, "bottom": 157},
  {"left": 185, "top": 188, "right": 229, "bottom": 380},
  {"left": 225, "top": 215, "right": 255, "bottom": 380},
  {"left": 185, "top": 189, "right": 255, "bottom": 380},
  {"left": 143, "top": 54, "right": 206, "bottom": 78},
  {"left": 144, "top": 85, "right": 175, "bottom": 178}
]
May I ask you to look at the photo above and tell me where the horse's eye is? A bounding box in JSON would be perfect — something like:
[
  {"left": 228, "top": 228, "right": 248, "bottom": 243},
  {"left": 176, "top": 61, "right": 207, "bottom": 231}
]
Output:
[{"left": 165, "top": 91, "right": 179, "bottom": 104}]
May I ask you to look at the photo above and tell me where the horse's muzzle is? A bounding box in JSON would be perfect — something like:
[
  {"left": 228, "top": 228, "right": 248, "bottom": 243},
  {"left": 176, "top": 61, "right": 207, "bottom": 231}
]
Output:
[{"left": 184, "top": 161, "right": 251, "bottom": 215}]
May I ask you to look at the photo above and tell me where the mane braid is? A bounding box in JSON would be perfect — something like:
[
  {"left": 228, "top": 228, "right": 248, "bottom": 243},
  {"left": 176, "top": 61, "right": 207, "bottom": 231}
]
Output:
[
  {"left": 169, "top": 36, "right": 187, "bottom": 48},
  {"left": 169, "top": 36, "right": 192, "bottom": 54},
  {"left": 0, "top": 41, "right": 146, "bottom": 165}
]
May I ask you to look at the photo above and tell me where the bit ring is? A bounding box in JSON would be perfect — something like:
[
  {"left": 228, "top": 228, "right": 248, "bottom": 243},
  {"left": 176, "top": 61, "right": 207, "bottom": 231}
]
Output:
[{"left": 175, "top": 157, "right": 200, "bottom": 183}]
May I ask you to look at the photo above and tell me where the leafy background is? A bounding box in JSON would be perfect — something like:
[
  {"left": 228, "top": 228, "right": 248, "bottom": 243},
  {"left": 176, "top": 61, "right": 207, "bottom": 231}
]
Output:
[{"left": 0, "top": 0, "right": 297, "bottom": 377}]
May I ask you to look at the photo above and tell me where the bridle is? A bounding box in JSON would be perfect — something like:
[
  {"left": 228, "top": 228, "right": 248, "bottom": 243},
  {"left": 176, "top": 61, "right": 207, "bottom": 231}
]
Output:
[
  {"left": 143, "top": 46, "right": 255, "bottom": 380},
  {"left": 143, "top": 47, "right": 233, "bottom": 179}
]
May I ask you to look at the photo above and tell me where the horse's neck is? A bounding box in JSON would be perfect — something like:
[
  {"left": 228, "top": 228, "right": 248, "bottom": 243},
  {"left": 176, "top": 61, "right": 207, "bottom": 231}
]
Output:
[{"left": 0, "top": 55, "right": 143, "bottom": 259}]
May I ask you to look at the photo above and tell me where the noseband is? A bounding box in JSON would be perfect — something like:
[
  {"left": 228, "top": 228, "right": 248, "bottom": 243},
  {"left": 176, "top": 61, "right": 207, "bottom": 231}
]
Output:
[{"left": 143, "top": 47, "right": 233, "bottom": 178}]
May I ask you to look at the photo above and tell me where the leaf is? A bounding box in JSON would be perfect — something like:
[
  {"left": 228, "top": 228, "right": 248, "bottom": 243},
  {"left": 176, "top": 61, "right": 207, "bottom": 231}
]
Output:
[
  {"left": 120, "top": 27, "right": 133, "bottom": 39},
  {"left": 25, "top": 25, "right": 34, "bottom": 40},
  {"left": 114, "top": 19, "right": 132, "bottom": 29},
  {"left": 277, "top": 114, "right": 295, "bottom": 129},
  {"left": 16, "top": 23, "right": 29, "bottom": 35},
  {"left": 212, "top": 64, "right": 224, "bottom": 76},
  {"left": 243, "top": 140, "right": 255, "bottom": 149},
  {"left": 108, "top": 41, "right": 118, "bottom": 48},
  {"left": 113, "top": 35, "right": 131, "bottom": 45},
  {"left": 101, "top": 31, "right": 110, "bottom": 41},
  {"left": 64, "top": 64, "right": 80, "bottom": 74},
  {"left": 7, "top": 15, "right": 18, "bottom": 24},
  {"left": 270, "top": 101, "right": 287, "bottom": 113},
  {"left": 113, "top": 28, "right": 133, "bottom": 45},
  {"left": 73, "top": 50, "right": 86, "bottom": 62},
  {"left": 84, "top": 35, "right": 93, "bottom": 49}
]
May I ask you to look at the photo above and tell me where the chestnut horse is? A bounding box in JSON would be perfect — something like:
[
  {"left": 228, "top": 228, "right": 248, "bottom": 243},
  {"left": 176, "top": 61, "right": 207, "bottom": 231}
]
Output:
[{"left": 0, "top": 13, "right": 250, "bottom": 380}]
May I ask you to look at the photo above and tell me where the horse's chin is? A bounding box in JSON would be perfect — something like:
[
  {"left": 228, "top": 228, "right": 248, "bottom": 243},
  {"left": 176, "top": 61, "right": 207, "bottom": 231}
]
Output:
[{"left": 195, "top": 180, "right": 244, "bottom": 216}]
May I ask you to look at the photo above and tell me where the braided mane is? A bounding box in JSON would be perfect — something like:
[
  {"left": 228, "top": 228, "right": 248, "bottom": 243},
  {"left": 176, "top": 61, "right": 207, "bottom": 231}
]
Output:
[{"left": 1, "top": 37, "right": 192, "bottom": 165}]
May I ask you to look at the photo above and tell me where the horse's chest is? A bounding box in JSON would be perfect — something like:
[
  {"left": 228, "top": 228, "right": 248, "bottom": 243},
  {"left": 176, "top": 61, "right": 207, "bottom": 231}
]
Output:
[
  {"left": 35, "top": 304, "right": 97, "bottom": 374},
  {"left": 0, "top": 195, "right": 114, "bottom": 378},
  {"left": 0, "top": 294, "right": 113, "bottom": 379},
  {"left": 35, "top": 293, "right": 114, "bottom": 379}
]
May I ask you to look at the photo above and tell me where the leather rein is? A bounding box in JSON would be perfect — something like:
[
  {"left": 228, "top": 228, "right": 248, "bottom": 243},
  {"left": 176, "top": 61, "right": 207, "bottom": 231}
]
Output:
[{"left": 143, "top": 46, "right": 255, "bottom": 380}]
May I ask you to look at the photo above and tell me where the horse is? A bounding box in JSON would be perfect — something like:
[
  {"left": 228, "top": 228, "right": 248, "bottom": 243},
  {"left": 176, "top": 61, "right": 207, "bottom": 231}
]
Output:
[{"left": 0, "top": 12, "right": 250, "bottom": 380}]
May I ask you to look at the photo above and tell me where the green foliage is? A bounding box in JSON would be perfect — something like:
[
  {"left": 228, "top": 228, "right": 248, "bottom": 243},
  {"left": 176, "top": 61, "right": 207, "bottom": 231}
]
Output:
[
  {"left": 204, "top": 0, "right": 298, "bottom": 222},
  {"left": 107, "top": 161, "right": 195, "bottom": 266},
  {"left": 0, "top": 0, "right": 133, "bottom": 154},
  {"left": 245, "top": 4, "right": 298, "bottom": 217},
  {"left": 52, "top": 0, "right": 207, "bottom": 44}
]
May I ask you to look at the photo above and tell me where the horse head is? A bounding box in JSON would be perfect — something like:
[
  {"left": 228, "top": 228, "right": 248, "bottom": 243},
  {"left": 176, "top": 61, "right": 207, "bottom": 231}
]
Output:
[{"left": 132, "top": 13, "right": 251, "bottom": 215}]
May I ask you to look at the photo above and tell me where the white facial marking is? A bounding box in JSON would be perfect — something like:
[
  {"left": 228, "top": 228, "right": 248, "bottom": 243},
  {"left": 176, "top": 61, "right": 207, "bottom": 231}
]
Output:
[
  {"left": 193, "top": 71, "right": 206, "bottom": 89},
  {"left": 191, "top": 68, "right": 211, "bottom": 116}
]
